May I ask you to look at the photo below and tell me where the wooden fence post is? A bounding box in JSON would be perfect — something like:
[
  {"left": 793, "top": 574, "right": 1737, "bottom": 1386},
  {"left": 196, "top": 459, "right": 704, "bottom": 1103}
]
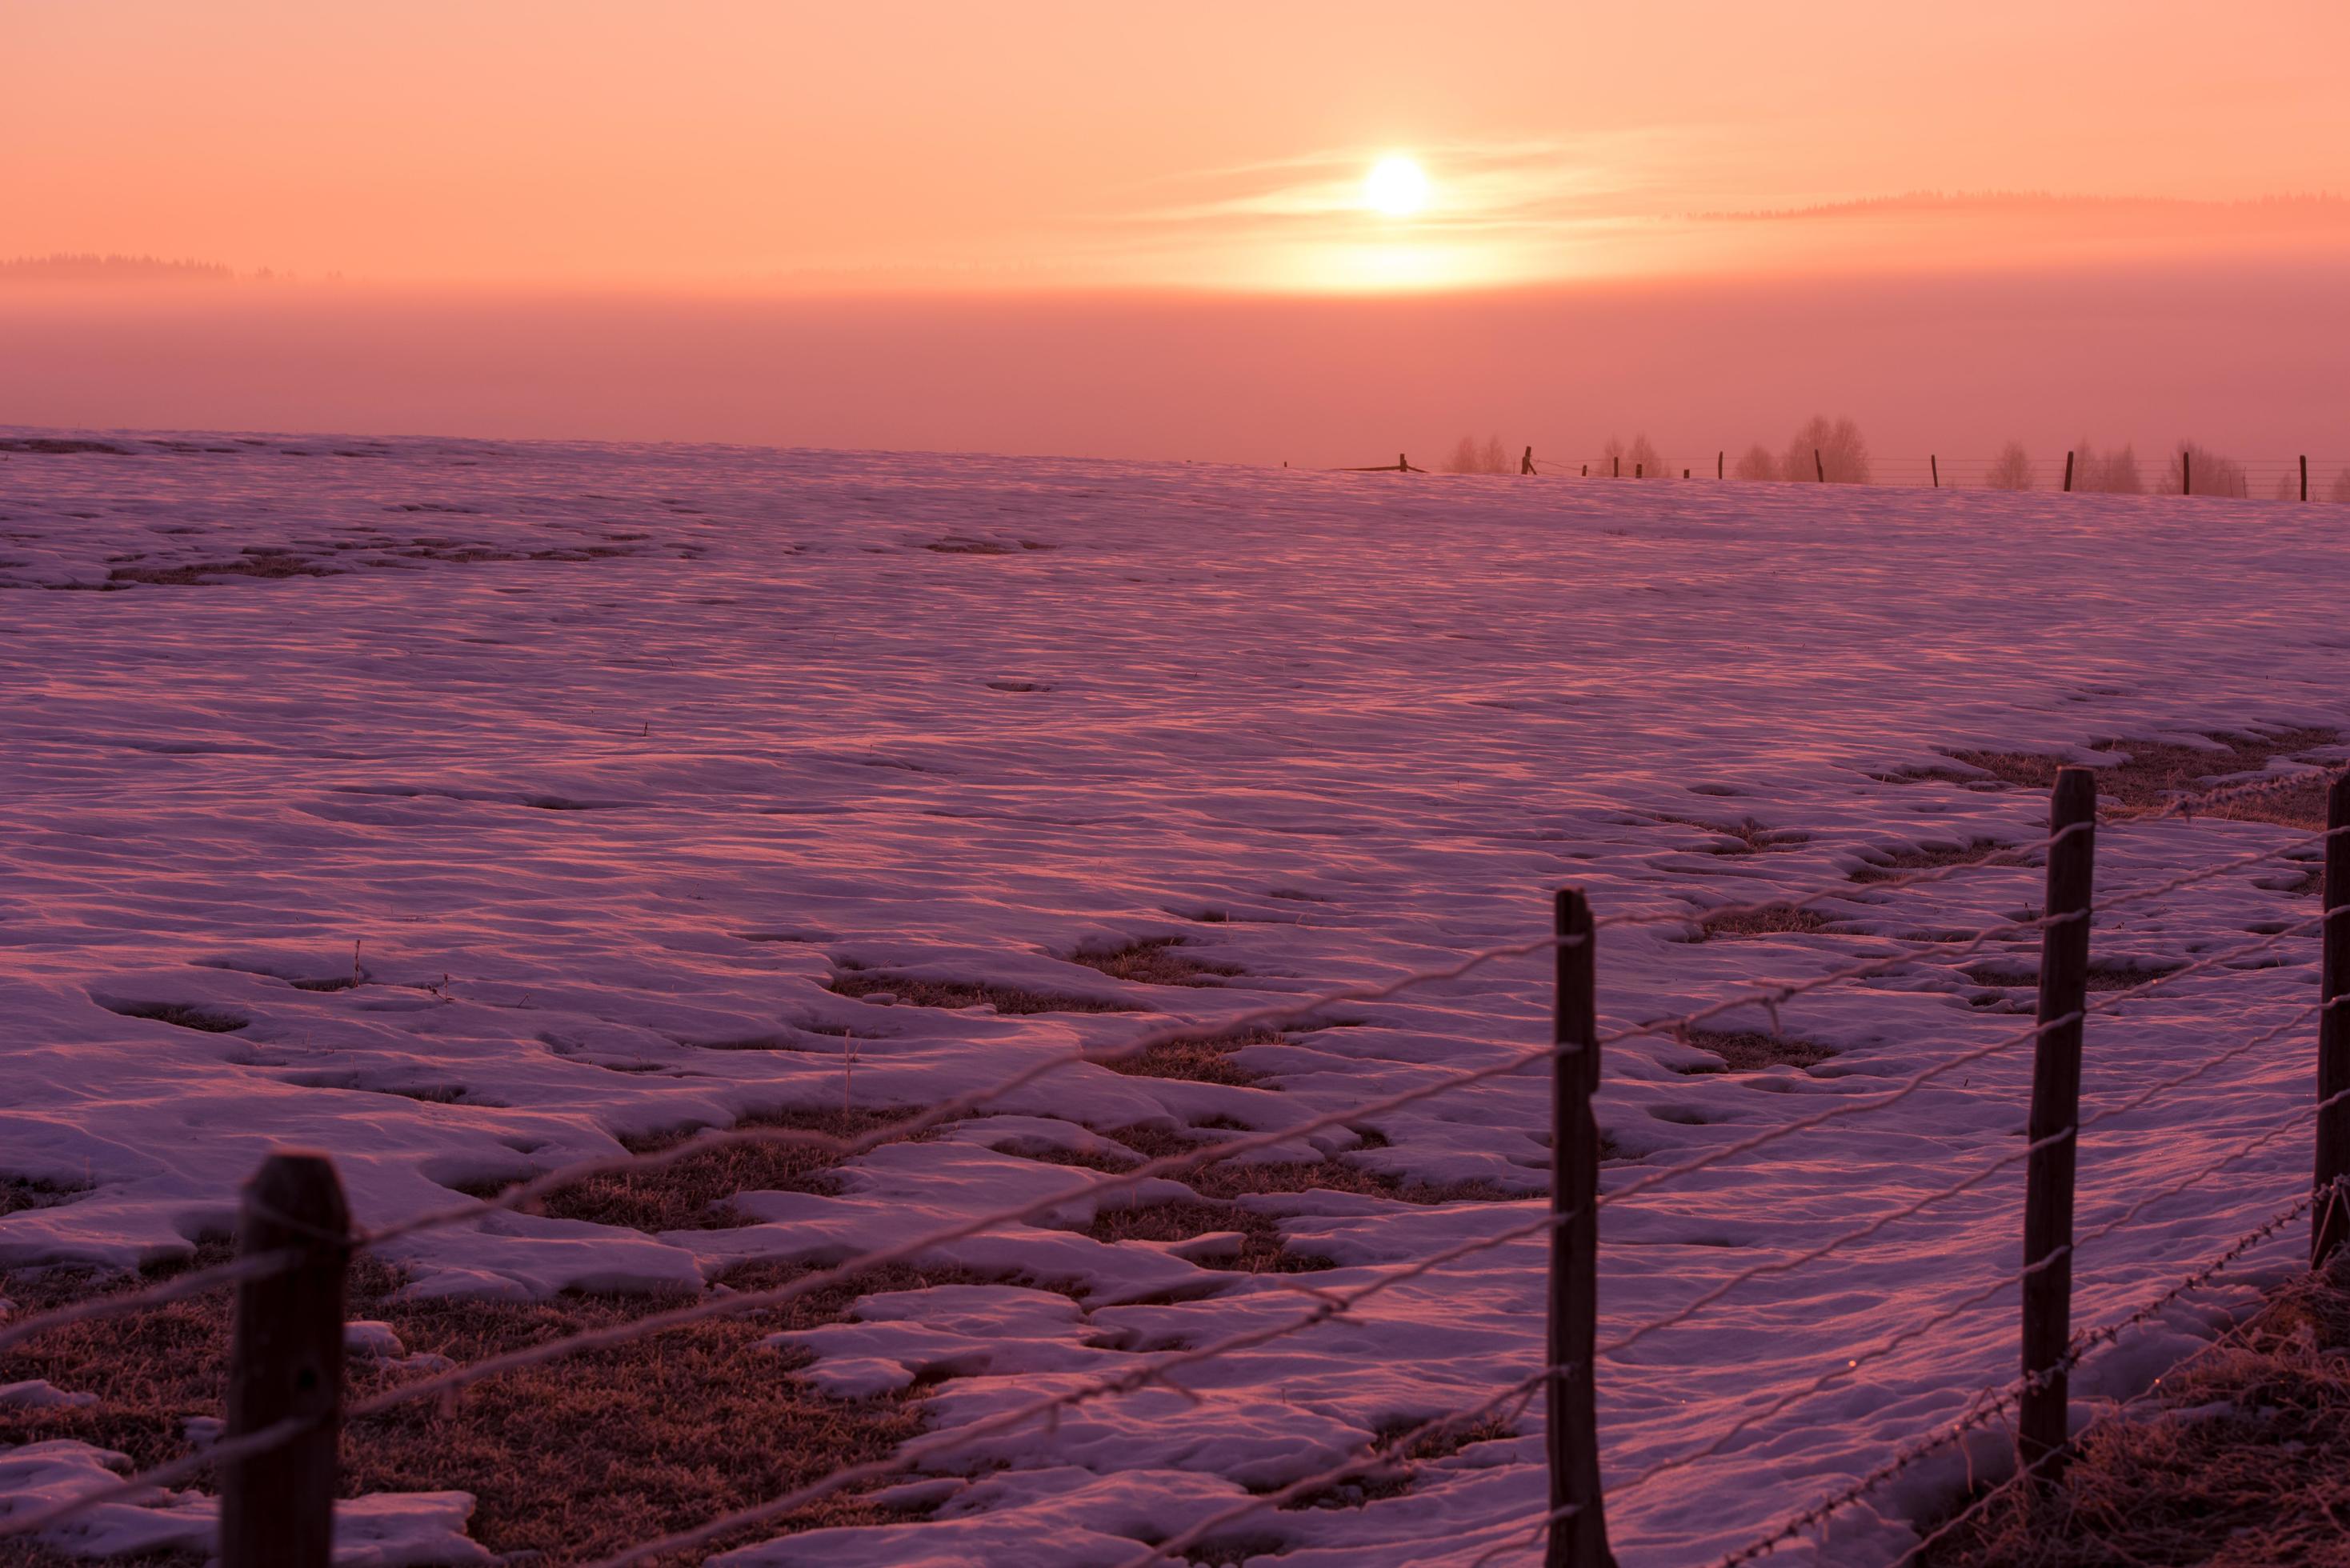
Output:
[
  {"left": 1931, "top": 454, "right": 1940, "bottom": 488},
  {"left": 2020, "top": 769, "right": 2098, "bottom": 1480},
  {"left": 2063, "top": 451, "right": 2075, "bottom": 493},
  {"left": 223, "top": 1152, "right": 350, "bottom": 1568},
  {"left": 2314, "top": 775, "right": 2350, "bottom": 1265},
  {"left": 2303, "top": 455, "right": 2311, "bottom": 502},
  {"left": 1523, "top": 446, "right": 1536, "bottom": 475},
  {"left": 1549, "top": 889, "right": 1613, "bottom": 1567},
  {"left": 1813, "top": 448, "right": 1825, "bottom": 482},
  {"left": 2182, "top": 449, "right": 2192, "bottom": 497},
  {"left": 1611, "top": 455, "right": 1619, "bottom": 478},
  {"left": 1634, "top": 462, "right": 1643, "bottom": 479},
  {"left": 1716, "top": 450, "right": 1723, "bottom": 479}
]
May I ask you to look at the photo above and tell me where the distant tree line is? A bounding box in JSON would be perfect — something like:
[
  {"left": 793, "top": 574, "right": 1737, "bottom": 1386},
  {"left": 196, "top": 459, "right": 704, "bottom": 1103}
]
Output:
[{"left": 0, "top": 253, "right": 234, "bottom": 282}]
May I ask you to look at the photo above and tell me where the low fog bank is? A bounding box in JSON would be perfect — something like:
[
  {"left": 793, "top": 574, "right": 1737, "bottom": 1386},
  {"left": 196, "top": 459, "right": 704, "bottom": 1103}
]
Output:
[{"left": 2, "top": 262, "right": 2342, "bottom": 470}]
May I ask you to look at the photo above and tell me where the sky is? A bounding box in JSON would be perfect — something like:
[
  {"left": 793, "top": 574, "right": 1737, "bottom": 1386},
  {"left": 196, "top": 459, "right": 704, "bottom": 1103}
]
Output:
[{"left": 4, "top": 0, "right": 2348, "bottom": 462}]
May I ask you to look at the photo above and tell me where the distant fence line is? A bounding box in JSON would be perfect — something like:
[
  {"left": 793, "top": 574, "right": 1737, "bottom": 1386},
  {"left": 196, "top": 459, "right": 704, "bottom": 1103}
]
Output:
[
  {"left": 4, "top": 771, "right": 2349, "bottom": 1566},
  {"left": 1335, "top": 449, "right": 2350, "bottom": 500}
]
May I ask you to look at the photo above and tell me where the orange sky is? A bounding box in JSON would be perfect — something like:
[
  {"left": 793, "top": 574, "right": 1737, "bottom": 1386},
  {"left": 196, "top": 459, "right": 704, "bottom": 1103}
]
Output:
[{"left": 8, "top": 0, "right": 2349, "bottom": 292}]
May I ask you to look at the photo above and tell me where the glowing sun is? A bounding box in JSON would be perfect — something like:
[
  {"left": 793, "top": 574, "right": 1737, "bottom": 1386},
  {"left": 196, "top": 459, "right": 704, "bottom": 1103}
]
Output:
[{"left": 1363, "top": 155, "right": 1430, "bottom": 217}]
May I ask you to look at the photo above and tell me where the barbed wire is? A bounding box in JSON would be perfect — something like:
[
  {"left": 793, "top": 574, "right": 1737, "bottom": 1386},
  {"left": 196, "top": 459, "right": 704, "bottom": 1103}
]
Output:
[
  {"left": 1702, "top": 1166, "right": 2336, "bottom": 1566},
  {"left": 464, "top": 970, "right": 2338, "bottom": 1566},
  {"left": 1597, "top": 993, "right": 2325, "bottom": 1366},
  {"left": 1879, "top": 1213, "right": 2316, "bottom": 1568},
  {"left": 336, "top": 875, "right": 2332, "bottom": 1424},
  {"left": 2, "top": 783, "right": 2336, "bottom": 1562},
  {"left": 1614, "top": 978, "right": 2332, "bottom": 1510}
]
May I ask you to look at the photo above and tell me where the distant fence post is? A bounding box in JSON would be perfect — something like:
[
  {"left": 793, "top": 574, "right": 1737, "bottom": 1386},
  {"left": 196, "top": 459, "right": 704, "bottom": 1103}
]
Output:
[
  {"left": 1523, "top": 446, "right": 1536, "bottom": 475},
  {"left": 2303, "top": 455, "right": 2311, "bottom": 502},
  {"left": 222, "top": 1151, "right": 350, "bottom": 1568},
  {"left": 1611, "top": 455, "right": 1619, "bottom": 478},
  {"left": 1813, "top": 448, "right": 1825, "bottom": 482},
  {"left": 2063, "top": 451, "right": 2075, "bottom": 493},
  {"left": 1931, "top": 454, "right": 1940, "bottom": 489},
  {"left": 2019, "top": 769, "right": 2098, "bottom": 1481},
  {"left": 1549, "top": 889, "right": 1612, "bottom": 1567},
  {"left": 1634, "top": 462, "right": 1643, "bottom": 479},
  {"left": 2183, "top": 449, "right": 2192, "bottom": 496},
  {"left": 1716, "top": 450, "right": 1723, "bottom": 480},
  {"left": 2315, "top": 775, "right": 2350, "bottom": 1265}
]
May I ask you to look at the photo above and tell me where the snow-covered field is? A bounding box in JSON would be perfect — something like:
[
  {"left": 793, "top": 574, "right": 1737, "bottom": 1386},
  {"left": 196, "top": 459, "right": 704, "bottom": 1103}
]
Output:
[{"left": 3, "top": 429, "right": 2347, "bottom": 1565}]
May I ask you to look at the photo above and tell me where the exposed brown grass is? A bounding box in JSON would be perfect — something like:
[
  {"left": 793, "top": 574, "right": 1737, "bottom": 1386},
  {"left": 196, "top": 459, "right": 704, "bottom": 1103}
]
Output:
[
  {"left": 1960, "top": 960, "right": 2186, "bottom": 995},
  {"left": 1946, "top": 729, "right": 2339, "bottom": 828},
  {"left": 1918, "top": 1255, "right": 2350, "bottom": 1566},
  {"left": 1685, "top": 904, "right": 1839, "bottom": 942},
  {"left": 1672, "top": 1029, "right": 1839, "bottom": 1073},
  {"left": 0, "top": 1246, "right": 973, "bottom": 1566},
  {"left": 1655, "top": 814, "right": 1810, "bottom": 855},
  {"left": 94, "top": 999, "right": 249, "bottom": 1033},
  {"left": 0, "top": 1176, "right": 93, "bottom": 1219},
  {"left": 1852, "top": 838, "right": 2016, "bottom": 884},
  {"left": 502, "top": 1106, "right": 928, "bottom": 1231},
  {"left": 826, "top": 965, "right": 1134, "bottom": 1014},
  {"left": 107, "top": 550, "right": 339, "bottom": 586},
  {"left": 1026, "top": 1128, "right": 1515, "bottom": 1208},
  {"left": 1070, "top": 937, "right": 1242, "bottom": 987},
  {"left": 1100, "top": 1026, "right": 1282, "bottom": 1086},
  {"left": 1279, "top": 1411, "right": 1520, "bottom": 1510},
  {"left": 1079, "top": 1198, "right": 1336, "bottom": 1274}
]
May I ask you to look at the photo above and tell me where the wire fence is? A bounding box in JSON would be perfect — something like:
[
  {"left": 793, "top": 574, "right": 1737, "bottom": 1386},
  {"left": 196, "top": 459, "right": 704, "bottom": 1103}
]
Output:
[{"left": 4, "top": 762, "right": 2348, "bottom": 1566}]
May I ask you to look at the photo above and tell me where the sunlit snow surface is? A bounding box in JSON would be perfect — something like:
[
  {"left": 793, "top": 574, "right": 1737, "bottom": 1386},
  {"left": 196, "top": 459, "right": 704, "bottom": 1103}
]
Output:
[{"left": 3, "top": 430, "right": 2348, "bottom": 1565}]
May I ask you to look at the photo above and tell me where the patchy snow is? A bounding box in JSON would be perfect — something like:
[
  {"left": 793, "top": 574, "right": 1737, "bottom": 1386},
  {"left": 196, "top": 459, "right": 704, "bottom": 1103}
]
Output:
[
  {"left": 2, "top": 428, "right": 2348, "bottom": 1563},
  {"left": 0, "top": 1438, "right": 490, "bottom": 1563}
]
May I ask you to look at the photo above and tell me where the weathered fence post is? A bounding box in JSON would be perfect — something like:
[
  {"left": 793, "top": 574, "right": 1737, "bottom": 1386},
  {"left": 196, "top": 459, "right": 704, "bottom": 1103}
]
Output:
[
  {"left": 1813, "top": 448, "right": 1825, "bottom": 482},
  {"left": 1549, "top": 889, "right": 1613, "bottom": 1567},
  {"left": 1611, "top": 455, "right": 1619, "bottom": 478},
  {"left": 1716, "top": 450, "right": 1723, "bottom": 480},
  {"left": 2019, "top": 769, "right": 2097, "bottom": 1480},
  {"left": 1523, "top": 446, "right": 1536, "bottom": 475},
  {"left": 223, "top": 1151, "right": 351, "bottom": 1568},
  {"left": 2302, "top": 455, "right": 2311, "bottom": 502},
  {"left": 2063, "top": 451, "right": 2075, "bottom": 493},
  {"left": 2314, "top": 775, "right": 2350, "bottom": 1266},
  {"left": 1634, "top": 462, "right": 1643, "bottom": 479},
  {"left": 2182, "top": 449, "right": 2192, "bottom": 497},
  {"left": 1931, "top": 454, "right": 1940, "bottom": 488}
]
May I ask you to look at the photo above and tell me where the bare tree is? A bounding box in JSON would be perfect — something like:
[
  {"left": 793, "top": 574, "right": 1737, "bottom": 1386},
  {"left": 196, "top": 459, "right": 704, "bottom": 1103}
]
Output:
[
  {"left": 2332, "top": 470, "right": 2350, "bottom": 504},
  {"left": 2163, "top": 442, "right": 2248, "bottom": 498},
  {"left": 2069, "top": 440, "right": 2144, "bottom": 494},
  {"left": 1627, "top": 434, "right": 1669, "bottom": 479},
  {"left": 1732, "top": 444, "right": 1778, "bottom": 481},
  {"left": 1782, "top": 414, "right": 1871, "bottom": 484},
  {"left": 1444, "top": 434, "right": 1511, "bottom": 474},
  {"left": 1987, "top": 441, "right": 2035, "bottom": 490}
]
